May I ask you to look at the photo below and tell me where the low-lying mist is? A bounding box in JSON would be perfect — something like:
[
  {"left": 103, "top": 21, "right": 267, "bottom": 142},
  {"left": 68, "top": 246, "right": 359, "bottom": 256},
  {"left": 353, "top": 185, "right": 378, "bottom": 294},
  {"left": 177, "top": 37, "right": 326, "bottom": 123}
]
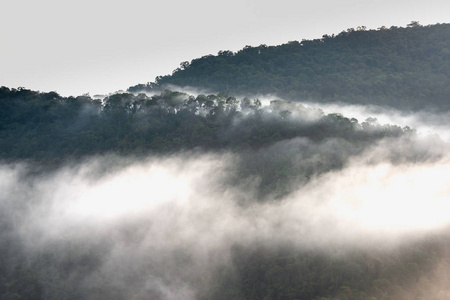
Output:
[
  {"left": 2, "top": 87, "right": 450, "bottom": 299},
  {"left": 2, "top": 132, "right": 450, "bottom": 299},
  {"left": 306, "top": 100, "right": 450, "bottom": 142}
]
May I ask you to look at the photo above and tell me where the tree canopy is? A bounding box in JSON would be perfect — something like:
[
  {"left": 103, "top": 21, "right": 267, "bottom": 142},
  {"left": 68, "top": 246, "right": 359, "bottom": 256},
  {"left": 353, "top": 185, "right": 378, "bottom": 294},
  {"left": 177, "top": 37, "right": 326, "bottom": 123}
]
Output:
[{"left": 129, "top": 23, "right": 450, "bottom": 111}]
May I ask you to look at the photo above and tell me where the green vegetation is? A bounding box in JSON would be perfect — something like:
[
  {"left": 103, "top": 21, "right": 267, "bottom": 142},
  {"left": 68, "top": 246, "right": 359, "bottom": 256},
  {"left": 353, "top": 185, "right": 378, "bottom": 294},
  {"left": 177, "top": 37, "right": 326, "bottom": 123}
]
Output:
[
  {"left": 0, "top": 87, "right": 412, "bottom": 197},
  {"left": 130, "top": 23, "right": 450, "bottom": 111},
  {"left": 0, "top": 87, "right": 409, "bottom": 161}
]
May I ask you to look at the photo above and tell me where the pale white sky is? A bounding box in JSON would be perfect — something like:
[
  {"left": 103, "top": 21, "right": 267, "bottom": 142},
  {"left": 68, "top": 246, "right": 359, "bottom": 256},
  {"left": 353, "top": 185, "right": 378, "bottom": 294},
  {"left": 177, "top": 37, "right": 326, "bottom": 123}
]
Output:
[{"left": 2, "top": 0, "right": 450, "bottom": 96}]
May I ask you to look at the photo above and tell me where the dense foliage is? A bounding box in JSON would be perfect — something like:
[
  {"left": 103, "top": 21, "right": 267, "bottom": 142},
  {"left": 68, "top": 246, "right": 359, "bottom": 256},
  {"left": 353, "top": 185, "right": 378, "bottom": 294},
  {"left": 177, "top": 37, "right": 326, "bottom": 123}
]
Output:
[
  {"left": 0, "top": 86, "right": 411, "bottom": 197},
  {"left": 129, "top": 23, "right": 450, "bottom": 111},
  {"left": 0, "top": 87, "right": 409, "bottom": 159}
]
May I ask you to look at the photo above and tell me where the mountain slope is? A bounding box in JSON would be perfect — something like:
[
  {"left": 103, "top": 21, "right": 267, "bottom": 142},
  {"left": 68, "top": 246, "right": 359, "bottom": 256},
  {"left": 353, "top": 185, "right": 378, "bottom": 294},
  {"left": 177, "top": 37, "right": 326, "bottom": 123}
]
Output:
[{"left": 129, "top": 23, "right": 450, "bottom": 111}]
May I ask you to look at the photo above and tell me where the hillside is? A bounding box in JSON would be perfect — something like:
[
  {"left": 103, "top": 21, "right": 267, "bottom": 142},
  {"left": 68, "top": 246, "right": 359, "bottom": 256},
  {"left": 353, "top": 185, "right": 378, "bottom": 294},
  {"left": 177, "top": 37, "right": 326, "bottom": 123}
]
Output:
[{"left": 129, "top": 23, "right": 450, "bottom": 111}]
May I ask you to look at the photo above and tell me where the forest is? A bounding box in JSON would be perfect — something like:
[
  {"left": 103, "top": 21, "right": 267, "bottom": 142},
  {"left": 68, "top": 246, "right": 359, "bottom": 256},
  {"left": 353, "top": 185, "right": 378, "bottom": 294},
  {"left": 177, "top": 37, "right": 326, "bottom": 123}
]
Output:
[
  {"left": 1, "top": 23, "right": 450, "bottom": 300},
  {"left": 129, "top": 23, "right": 450, "bottom": 111}
]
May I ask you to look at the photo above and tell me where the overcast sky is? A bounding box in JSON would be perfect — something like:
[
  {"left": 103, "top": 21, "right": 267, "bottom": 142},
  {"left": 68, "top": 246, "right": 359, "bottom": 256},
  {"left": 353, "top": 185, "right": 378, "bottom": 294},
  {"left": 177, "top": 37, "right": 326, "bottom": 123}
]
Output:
[{"left": 2, "top": 0, "right": 450, "bottom": 97}]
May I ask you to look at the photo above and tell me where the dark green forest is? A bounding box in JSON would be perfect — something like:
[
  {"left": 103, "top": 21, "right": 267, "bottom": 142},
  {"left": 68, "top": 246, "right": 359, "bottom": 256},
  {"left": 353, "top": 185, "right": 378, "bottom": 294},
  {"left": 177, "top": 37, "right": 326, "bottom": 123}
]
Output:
[
  {"left": 0, "top": 87, "right": 413, "bottom": 197},
  {"left": 2, "top": 23, "right": 450, "bottom": 300},
  {"left": 130, "top": 23, "right": 450, "bottom": 111}
]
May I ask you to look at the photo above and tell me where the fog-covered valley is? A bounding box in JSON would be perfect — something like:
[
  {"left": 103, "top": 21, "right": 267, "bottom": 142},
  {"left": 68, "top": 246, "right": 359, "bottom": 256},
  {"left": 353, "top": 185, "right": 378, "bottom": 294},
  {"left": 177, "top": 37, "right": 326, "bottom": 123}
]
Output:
[{"left": 1, "top": 86, "right": 450, "bottom": 299}]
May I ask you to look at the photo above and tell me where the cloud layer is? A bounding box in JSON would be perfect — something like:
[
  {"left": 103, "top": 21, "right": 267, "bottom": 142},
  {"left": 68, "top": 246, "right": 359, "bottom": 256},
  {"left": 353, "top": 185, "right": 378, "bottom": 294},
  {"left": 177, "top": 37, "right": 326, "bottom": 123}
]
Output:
[{"left": 2, "top": 126, "right": 450, "bottom": 299}]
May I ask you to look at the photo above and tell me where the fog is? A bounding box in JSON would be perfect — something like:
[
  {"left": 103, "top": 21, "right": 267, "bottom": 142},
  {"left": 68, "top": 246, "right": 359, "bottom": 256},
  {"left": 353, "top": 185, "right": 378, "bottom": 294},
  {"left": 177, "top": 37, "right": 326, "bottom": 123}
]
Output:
[
  {"left": 306, "top": 101, "right": 450, "bottom": 142},
  {"left": 2, "top": 102, "right": 450, "bottom": 298}
]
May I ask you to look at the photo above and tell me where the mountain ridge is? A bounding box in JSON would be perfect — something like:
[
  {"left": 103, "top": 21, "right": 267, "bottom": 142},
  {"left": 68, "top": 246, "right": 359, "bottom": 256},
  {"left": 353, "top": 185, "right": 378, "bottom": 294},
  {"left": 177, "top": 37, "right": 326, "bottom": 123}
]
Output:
[{"left": 129, "top": 23, "right": 450, "bottom": 111}]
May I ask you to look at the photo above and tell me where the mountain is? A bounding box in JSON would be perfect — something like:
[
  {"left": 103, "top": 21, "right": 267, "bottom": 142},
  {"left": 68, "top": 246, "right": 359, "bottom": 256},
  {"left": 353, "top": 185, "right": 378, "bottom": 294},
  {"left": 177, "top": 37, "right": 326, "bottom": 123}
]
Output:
[{"left": 129, "top": 23, "right": 450, "bottom": 111}]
